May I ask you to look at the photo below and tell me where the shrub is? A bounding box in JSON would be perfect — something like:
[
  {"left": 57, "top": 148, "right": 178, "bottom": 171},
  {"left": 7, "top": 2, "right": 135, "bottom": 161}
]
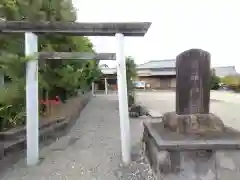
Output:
[
  {"left": 210, "top": 75, "right": 220, "bottom": 90},
  {"left": 126, "top": 57, "right": 137, "bottom": 107},
  {"left": 222, "top": 75, "right": 240, "bottom": 92},
  {"left": 0, "top": 83, "right": 26, "bottom": 131},
  {"left": 128, "top": 92, "right": 135, "bottom": 107}
]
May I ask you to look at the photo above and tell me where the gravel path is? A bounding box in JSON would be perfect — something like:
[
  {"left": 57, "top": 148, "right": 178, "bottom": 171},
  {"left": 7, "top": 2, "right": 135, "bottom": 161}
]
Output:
[{"left": 0, "top": 95, "right": 153, "bottom": 180}]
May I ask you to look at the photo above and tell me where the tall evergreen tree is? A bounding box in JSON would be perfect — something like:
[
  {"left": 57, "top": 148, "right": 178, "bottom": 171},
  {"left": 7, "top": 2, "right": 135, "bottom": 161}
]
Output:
[{"left": 0, "top": 0, "right": 102, "bottom": 130}]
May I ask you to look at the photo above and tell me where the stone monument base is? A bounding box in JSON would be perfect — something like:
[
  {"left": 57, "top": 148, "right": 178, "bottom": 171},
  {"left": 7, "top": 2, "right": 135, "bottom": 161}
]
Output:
[
  {"left": 142, "top": 120, "right": 240, "bottom": 180},
  {"left": 163, "top": 112, "right": 224, "bottom": 135}
]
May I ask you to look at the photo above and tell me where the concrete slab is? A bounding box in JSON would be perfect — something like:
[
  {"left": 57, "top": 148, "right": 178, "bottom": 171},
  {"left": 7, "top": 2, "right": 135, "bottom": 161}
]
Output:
[{"left": 147, "top": 109, "right": 163, "bottom": 119}]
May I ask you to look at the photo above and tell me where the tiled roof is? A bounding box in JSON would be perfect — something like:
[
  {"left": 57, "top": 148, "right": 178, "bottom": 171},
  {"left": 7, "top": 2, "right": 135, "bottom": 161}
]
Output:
[
  {"left": 101, "top": 59, "right": 238, "bottom": 77},
  {"left": 101, "top": 67, "right": 116, "bottom": 74},
  {"left": 138, "top": 60, "right": 238, "bottom": 77},
  {"left": 213, "top": 66, "right": 238, "bottom": 77},
  {"left": 137, "top": 59, "right": 176, "bottom": 69}
]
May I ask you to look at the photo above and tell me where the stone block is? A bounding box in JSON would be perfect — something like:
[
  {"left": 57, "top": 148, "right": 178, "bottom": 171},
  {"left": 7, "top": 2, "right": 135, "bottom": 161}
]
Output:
[
  {"left": 176, "top": 49, "right": 211, "bottom": 115},
  {"left": 147, "top": 109, "right": 163, "bottom": 119},
  {"left": 143, "top": 137, "right": 171, "bottom": 179},
  {"left": 200, "top": 170, "right": 216, "bottom": 180},
  {"left": 156, "top": 151, "right": 171, "bottom": 174},
  {"left": 145, "top": 138, "right": 158, "bottom": 172},
  {"left": 169, "top": 151, "right": 181, "bottom": 172},
  {"left": 0, "top": 144, "right": 3, "bottom": 159},
  {"left": 129, "top": 105, "right": 149, "bottom": 118},
  {"left": 215, "top": 150, "right": 240, "bottom": 180},
  {"left": 163, "top": 112, "right": 224, "bottom": 135},
  {"left": 179, "top": 151, "right": 216, "bottom": 180}
]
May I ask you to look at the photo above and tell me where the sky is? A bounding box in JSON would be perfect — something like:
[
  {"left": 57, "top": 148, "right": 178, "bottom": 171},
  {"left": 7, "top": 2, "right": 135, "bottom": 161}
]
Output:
[{"left": 72, "top": 0, "right": 240, "bottom": 71}]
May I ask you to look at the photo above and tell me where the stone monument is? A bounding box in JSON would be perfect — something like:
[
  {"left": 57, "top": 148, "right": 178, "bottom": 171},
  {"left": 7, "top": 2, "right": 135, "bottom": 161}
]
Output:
[
  {"left": 142, "top": 49, "right": 240, "bottom": 180},
  {"left": 163, "top": 49, "right": 224, "bottom": 135}
]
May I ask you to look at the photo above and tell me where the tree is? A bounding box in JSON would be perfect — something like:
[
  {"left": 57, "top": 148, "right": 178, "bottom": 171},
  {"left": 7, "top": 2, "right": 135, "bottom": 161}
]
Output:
[
  {"left": 0, "top": 54, "right": 27, "bottom": 130},
  {"left": 0, "top": 0, "right": 102, "bottom": 130},
  {"left": 222, "top": 75, "right": 240, "bottom": 92},
  {"left": 222, "top": 75, "right": 240, "bottom": 86},
  {"left": 125, "top": 56, "right": 137, "bottom": 107},
  {"left": 210, "top": 70, "right": 220, "bottom": 90}
]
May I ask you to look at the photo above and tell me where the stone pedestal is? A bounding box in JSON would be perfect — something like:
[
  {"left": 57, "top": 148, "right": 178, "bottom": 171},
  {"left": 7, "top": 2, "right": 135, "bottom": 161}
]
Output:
[
  {"left": 215, "top": 150, "right": 240, "bottom": 180},
  {"left": 142, "top": 120, "right": 240, "bottom": 180}
]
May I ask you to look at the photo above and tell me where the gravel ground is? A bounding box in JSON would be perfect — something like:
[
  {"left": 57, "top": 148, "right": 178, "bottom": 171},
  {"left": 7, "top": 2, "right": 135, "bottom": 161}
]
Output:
[{"left": 0, "top": 94, "right": 154, "bottom": 180}]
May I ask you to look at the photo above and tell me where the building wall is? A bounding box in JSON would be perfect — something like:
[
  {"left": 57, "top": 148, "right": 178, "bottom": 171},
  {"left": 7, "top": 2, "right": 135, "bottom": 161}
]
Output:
[
  {"left": 171, "top": 78, "right": 176, "bottom": 88},
  {"left": 138, "top": 76, "right": 176, "bottom": 89},
  {"left": 139, "top": 77, "right": 160, "bottom": 89},
  {"left": 95, "top": 74, "right": 117, "bottom": 91}
]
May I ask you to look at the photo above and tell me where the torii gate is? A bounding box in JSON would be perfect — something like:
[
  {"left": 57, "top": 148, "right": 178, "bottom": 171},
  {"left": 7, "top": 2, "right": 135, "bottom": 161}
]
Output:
[
  {"left": 38, "top": 52, "right": 116, "bottom": 95},
  {"left": 0, "top": 21, "right": 151, "bottom": 165}
]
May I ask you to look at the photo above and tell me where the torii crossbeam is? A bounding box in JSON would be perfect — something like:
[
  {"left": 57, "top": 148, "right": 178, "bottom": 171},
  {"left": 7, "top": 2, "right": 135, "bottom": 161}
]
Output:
[
  {"left": 38, "top": 52, "right": 116, "bottom": 60},
  {"left": 0, "top": 21, "right": 151, "bottom": 36}
]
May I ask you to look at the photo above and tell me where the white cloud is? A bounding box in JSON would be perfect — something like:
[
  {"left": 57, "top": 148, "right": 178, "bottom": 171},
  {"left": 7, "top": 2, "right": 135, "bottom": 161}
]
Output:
[{"left": 73, "top": 0, "right": 240, "bottom": 71}]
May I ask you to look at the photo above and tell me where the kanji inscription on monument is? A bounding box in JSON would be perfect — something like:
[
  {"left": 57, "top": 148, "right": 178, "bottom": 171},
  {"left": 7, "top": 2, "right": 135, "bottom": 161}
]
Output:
[{"left": 176, "top": 49, "right": 211, "bottom": 115}]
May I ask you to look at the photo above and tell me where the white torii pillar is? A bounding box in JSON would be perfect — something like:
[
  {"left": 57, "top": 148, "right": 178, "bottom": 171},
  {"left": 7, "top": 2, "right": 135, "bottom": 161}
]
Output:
[
  {"left": 25, "top": 32, "right": 39, "bottom": 165},
  {"left": 116, "top": 33, "right": 131, "bottom": 164},
  {"left": 104, "top": 78, "right": 108, "bottom": 95},
  {"left": 92, "top": 82, "right": 95, "bottom": 96}
]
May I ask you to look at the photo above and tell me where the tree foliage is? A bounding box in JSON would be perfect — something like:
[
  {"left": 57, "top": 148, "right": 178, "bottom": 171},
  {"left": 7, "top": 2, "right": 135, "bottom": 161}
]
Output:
[
  {"left": 210, "top": 69, "right": 220, "bottom": 90},
  {"left": 0, "top": 0, "right": 102, "bottom": 130},
  {"left": 221, "top": 75, "right": 240, "bottom": 92},
  {"left": 222, "top": 75, "right": 240, "bottom": 86},
  {"left": 126, "top": 57, "right": 137, "bottom": 107}
]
